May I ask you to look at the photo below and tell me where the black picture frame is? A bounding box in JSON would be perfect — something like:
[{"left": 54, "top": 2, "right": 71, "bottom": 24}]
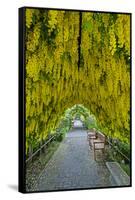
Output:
[{"left": 19, "top": 6, "right": 132, "bottom": 193}]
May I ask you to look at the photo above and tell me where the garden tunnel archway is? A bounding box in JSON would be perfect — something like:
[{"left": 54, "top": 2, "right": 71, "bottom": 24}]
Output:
[
  {"left": 25, "top": 9, "right": 130, "bottom": 156},
  {"left": 56, "top": 104, "right": 98, "bottom": 131}
]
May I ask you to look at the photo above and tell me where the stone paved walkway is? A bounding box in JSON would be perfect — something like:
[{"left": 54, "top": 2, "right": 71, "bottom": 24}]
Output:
[{"left": 34, "top": 125, "right": 115, "bottom": 191}]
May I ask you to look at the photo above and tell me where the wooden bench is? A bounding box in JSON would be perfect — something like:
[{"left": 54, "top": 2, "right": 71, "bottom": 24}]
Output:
[
  {"left": 88, "top": 131, "right": 106, "bottom": 160},
  {"left": 87, "top": 128, "right": 97, "bottom": 141}
]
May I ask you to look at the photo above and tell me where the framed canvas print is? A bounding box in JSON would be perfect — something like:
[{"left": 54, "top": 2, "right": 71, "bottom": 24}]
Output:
[{"left": 19, "top": 7, "right": 132, "bottom": 193}]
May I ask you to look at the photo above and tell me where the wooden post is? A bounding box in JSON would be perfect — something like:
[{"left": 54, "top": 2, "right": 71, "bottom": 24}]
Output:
[
  {"left": 42, "top": 139, "right": 45, "bottom": 153},
  {"left": 44, "top": 140, "right": 46, "bottom": 154},
  {"left": 94, "top": 149, "right": 96, "bottom": 160},
  {"left": 28, "top": 143, "right": 33, "bottom": 162},
  {"left": 40, "top": 140, "right": 42, "bottom": 156}
]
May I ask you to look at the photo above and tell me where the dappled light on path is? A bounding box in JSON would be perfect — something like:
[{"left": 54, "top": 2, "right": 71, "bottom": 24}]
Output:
[{"left": 73, "top": 120, "right": 83, "bottom": 128}]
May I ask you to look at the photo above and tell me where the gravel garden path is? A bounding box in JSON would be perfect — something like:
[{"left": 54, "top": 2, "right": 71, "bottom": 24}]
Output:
[{"left": 34, "top": 121, "right": 115, "bottom": 191}]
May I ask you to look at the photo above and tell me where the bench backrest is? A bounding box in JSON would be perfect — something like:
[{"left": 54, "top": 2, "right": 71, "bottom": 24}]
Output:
[{"left": 97, "top": 131, "right": 105, "bottom": 142}]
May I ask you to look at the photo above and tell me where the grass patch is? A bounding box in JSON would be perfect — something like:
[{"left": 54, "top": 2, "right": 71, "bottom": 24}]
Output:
[{"left": 120, "top": 163, "right": 130, "bottom": 176}]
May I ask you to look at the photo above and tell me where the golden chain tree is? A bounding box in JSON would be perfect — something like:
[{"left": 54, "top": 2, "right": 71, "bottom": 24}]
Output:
[{"left": 25, "top": 9, "right": 130, "bottom": 155}]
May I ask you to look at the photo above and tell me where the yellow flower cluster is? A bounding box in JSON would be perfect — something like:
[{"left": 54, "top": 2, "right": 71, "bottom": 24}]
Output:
[{"left": 25, "top": 9, "right": 130, "bottom": 154}]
